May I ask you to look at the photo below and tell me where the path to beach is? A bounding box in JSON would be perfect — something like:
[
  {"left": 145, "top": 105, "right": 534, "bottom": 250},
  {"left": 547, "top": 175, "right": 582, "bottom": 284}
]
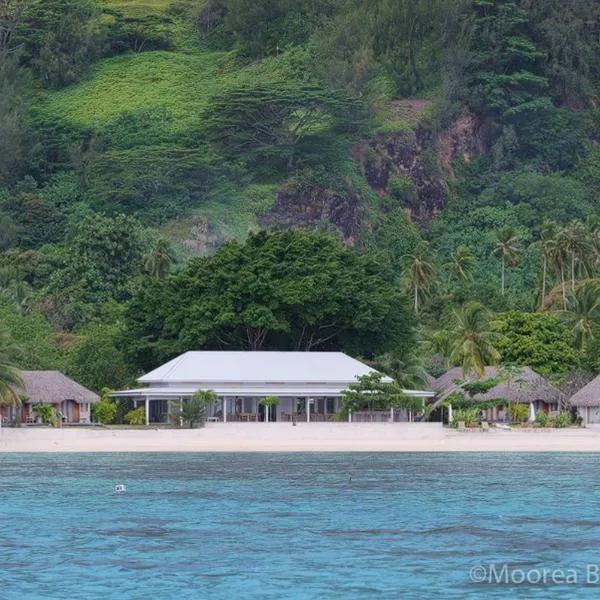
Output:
[{"left": 3, "top": 423, "right": 600, "bottom": 452}]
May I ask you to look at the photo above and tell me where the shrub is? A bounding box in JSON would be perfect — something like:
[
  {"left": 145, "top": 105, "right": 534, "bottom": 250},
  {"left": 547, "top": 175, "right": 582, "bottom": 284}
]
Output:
[
  {"left": 388, "top": 173, "right": 417, "bottom": 204},
  {"left": 534, "top": 411, "right": 548, "bottom": 427},
  {"left": 93, "top": 391, "right": 118, "bottom": 424},
  {"left": 124, "top": 406, "right": 146, "bottom": 425},
  {"left": 508, "top": 403, "right": 528, "bottom": 423},
  {"left": 33, "top": 403, "right": 58, "bottom": 427},
  {"left": 452, "top": 407, "right": 478, "bottom": 427},
  {"left": 552, "top": 412, "right": 571, "bottom": 428}
]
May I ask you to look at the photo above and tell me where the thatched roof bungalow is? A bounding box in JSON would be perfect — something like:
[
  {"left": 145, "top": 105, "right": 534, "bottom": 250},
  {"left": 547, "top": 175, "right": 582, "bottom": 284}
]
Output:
[
  {"left": 569, "top": 375, "right": 600, "bottom": 425},
  {"left": 433, "top": 366, "right": 564, "bottom": 421},
  {"left": 1, "top": 371, "right": 99, "bottom": 425}
]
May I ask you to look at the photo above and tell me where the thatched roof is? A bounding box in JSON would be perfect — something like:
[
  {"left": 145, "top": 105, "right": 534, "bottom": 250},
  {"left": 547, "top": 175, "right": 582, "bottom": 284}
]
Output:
[
  {"left": 425, "top": 373, "right": 438, "bottom": 389},
  {"left": 18, "top": 371, "right": 99, "bottom": 405},
  {"left": 433, "top": 366, "right": 563, "bottom": 404},
  {"left": 568, "top": 375, "right": 600, "bottom": 406}
]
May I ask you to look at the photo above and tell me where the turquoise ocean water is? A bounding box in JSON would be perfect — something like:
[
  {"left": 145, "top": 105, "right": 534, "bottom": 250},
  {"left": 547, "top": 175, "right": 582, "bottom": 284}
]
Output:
[{"left": 2, "top": 453, "right": 600, "bottom": 599}]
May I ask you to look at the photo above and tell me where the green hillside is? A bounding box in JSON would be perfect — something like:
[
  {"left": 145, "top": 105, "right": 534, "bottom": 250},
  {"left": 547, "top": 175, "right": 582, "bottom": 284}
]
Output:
[{"left": 1, "top": 0, "right": 600, "bottom": 399}]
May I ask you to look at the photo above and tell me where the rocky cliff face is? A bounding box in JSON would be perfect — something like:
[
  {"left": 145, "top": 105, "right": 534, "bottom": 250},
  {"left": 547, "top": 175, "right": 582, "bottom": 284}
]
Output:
[
  {"left": 438, "top": 112, "right": 486, "bottom": 178},
  {"left": 263, "top": 110, "right": 485, "bottom": 236},
  {"left": 262, "top": 176, "right": 365, "bottom": 244},
  {"left": 353, "top": 129, "right": 447, "bottom": 223},
  {"left": 353, "top": 110, "right": 484, "bottom": 223}
]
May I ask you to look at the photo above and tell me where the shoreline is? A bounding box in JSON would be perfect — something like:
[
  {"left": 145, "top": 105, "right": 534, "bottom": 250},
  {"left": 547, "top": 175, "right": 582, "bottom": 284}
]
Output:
[{"left": 3, "top": 423, "right": 600, "bottom": 452}]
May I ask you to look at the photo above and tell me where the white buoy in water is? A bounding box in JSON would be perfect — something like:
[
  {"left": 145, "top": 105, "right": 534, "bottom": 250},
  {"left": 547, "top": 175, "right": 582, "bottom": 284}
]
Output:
[{"left": 115, "top": 484, "right": 126, "bottom": 494}]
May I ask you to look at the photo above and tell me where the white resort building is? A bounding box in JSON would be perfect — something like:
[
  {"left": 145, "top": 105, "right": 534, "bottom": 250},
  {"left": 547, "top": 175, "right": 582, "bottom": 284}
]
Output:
[{"left": 112, "top": 351, "right": 434, "bottom": 425}]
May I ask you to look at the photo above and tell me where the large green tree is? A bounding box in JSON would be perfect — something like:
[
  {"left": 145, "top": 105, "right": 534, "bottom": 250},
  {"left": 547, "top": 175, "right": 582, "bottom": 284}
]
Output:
[
  {"left": 123, "top": 229, "right": 416, "bottom": 371},
  {"left": 493, "top": 311, "right": 577, "bottom": 377},
  {"left": 17, "top": 0, "right": 104, "bottom": 88},
  {"left": 47, "top": 212, "right": 146, "bottom": 324},
  {"left": 203, "top": 83, "right": 364, "bottom": 170}
]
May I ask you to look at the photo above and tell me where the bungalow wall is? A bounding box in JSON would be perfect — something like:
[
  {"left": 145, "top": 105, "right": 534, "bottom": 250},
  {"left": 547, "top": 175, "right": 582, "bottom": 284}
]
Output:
[{"left": 579, "top": 407, "right": 600, "bottom": 425}]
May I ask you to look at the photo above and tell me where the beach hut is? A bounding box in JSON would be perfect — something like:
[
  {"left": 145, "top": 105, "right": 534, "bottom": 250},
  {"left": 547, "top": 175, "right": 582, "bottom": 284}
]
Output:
[
  {"left": 1, "top": 371, "right": 100, "bottom": 425},
  {"left": 433, "top": 366, "right": 563, "bottom": 422},
  {"left": 568, "top": 375, "right": 600, "bottom": 425},
  {"left": 111, "top": 351, "right": 435, "bottom": 425}
]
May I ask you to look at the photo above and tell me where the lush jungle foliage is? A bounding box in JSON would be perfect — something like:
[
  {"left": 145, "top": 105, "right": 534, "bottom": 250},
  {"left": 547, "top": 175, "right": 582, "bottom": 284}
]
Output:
[{"left": 1, "top": 0, "right": 600, "bottom": 393}]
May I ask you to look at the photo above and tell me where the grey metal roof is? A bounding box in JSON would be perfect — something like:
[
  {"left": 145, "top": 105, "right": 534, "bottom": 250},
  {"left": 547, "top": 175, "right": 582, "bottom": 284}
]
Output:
[
  {"left": 138, "top": 351, "right": 392, "bottom": 385},
  {"left": 18, "top": 371, "right": 100, "bottom": 404}
]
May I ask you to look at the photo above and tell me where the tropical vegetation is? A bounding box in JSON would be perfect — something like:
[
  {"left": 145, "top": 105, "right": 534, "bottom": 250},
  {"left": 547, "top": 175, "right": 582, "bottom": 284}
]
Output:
[{"left": 1, "top": 0, "right": 600, "bottom": 402}]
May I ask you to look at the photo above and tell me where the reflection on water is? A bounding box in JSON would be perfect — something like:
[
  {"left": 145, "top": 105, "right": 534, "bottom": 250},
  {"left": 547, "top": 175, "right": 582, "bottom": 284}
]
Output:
[{"left": 1, "top": 453, "right": 600, "bottom": 599}]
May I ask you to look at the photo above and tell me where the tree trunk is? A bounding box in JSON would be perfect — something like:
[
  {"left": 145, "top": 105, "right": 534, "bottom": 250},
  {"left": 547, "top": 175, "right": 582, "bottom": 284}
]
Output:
[
  {"left": 414, "top": 286, "right": 419, "bottom": 314},
  {"left": 540, "top": 255, "right": 547, "bottom": 310},
  {"left": 560, "top": 264, "right": 567, "bottom": 310},
  {"left": 571, "top": 252, "right": 576, "bottom": 292},
  {"left": 501, "top": 256, "right": 505, "bottom": 295}
]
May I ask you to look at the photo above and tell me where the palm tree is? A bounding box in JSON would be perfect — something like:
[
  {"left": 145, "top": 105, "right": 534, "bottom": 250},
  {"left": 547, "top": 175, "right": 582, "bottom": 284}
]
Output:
[
  {"left": 551, "top": 227, "right": 569, "bottom": 311},
  {"left": 168, "top": 390, "right": 217, "bottom": 428},
  {"left": 0, "top": 330, "right": 23, "bottom": 420},
  {"left": 445, "top": 245, "right": 476, "bottom": 285},
  {"left": 402, "top": 244, "right": 437, "bottom": 314},
  {"left": 492, "top": 227, "right": 520, "bottom": 295},
  {"left": 586, "top": 215, "right": 600, "bottom": 276},
  {"left": 564, "top": 282, "right": 600, "bottom": 351},
  {"left": 562, "top": 220, "right": 590, "bottom": 292},
  {"left": 143, "top": 238, "right": 176, "bottom": 279},
  {"left": 376, "top": 352, "right": 430, "bottom": 390},
  {"left": 537, "top": 220, "right": 559, "bottom": 310},
  {"left": 447, "top": 302, "right": 500, "bottom": 378}
]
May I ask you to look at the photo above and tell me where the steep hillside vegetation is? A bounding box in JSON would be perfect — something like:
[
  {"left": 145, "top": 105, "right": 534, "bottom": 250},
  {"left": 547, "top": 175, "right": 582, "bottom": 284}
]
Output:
[{"left": 1, "top": 0, "right": 600, "bottom": 394}]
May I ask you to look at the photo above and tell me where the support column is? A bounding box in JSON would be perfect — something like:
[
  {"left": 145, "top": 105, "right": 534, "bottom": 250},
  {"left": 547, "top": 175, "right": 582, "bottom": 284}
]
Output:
[
  {"left": 179, "top": 396, "right": 183, "bottom": 427},
  {"left": 348, "top": 409, "right": 352, "bottom": 423},
  {"left": 447, "top": 403, "right": 453, "bottom": 424},
  {"left": 145, "top": 396, "right": 150, "bottom": 426},
  {"left": 390, "top": 406, "right": 394, "bottom": 423},
  {"left": 223, "top": 397, "right": 227, "bottom": 423},
  {"left": 306, "top": 398, "right": 311, "bottom": 423}
]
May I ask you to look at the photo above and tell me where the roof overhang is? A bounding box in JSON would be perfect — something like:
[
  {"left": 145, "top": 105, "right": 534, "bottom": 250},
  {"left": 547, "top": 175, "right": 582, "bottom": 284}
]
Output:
[{"left": 110, "top": 386, "right": 435, "bottom": 399}]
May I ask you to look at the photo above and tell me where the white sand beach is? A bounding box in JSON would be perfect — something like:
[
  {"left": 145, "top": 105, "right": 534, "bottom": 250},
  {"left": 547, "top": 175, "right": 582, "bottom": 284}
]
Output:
[{"left": 3, "top": 423, "right": 600, "bottom": 452}]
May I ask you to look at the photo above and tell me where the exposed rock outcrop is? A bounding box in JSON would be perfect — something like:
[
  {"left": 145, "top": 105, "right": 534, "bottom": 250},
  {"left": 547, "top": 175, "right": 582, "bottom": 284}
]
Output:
[
  {"left": 438, "top": 111, "right": 486, "bottom": 178},
  {"left": 353, "top": 129, "right": 447, "bottom": 223},
  {"left": 353, "top": 109, "right": 484, "bottom": 223},
  {"left": 262, "top": 176, "right": 365, "bottom": 244}
]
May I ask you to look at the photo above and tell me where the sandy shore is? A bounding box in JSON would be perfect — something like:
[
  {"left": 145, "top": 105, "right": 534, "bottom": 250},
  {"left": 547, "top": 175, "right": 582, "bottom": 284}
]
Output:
[{"left": 2, "top": 423, "right": 600, "bottom": 452}]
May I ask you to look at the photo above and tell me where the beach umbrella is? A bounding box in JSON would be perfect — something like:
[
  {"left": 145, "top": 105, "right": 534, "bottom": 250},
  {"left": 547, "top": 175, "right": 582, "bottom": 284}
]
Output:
[
  {"left": 447, "top": 403, "right": 453, "bottom": 424},
  {"left": 528, "top": 402, "right": 536, "bottom": 423}
]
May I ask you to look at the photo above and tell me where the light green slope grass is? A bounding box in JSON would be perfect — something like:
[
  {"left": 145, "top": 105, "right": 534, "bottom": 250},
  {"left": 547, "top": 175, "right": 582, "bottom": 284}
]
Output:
[
  {"left": 40, "top": 50, "right": 225, "bottom": 135},
  {"left": 100, "top": 0, "right": 194, "bottom": 17},
  {"left": 40, "top": 47, "right": 292, "bottom": 142}
]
